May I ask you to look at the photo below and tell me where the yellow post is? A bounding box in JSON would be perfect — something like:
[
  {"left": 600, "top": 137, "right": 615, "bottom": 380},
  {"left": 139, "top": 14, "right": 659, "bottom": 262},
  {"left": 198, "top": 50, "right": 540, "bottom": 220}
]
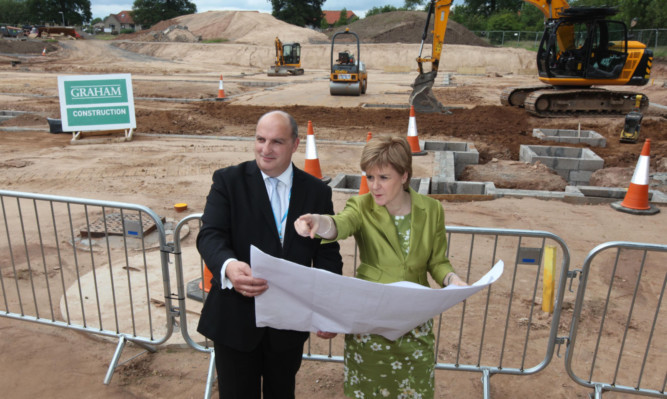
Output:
[{"left": 542, "top": 245, "right": 556, "bottom": 313}]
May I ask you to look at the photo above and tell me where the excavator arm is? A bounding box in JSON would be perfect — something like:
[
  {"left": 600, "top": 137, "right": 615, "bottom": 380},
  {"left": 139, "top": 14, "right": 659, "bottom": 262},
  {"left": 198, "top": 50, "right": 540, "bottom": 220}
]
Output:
[
  {"left": 409, "top": 0, "right": 453, "bottom": 113},
  {"left": 274, "top": 37, "right": 284, "bottom": 67},
  {"left": 410, "top": 0, "right": 571, "bottom": 113}
]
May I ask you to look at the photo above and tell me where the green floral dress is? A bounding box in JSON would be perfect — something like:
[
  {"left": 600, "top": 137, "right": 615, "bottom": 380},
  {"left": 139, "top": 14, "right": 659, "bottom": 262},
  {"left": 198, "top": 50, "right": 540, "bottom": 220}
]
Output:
[{"left": 343, "top": 214, "right": 437, "bottom": 399}]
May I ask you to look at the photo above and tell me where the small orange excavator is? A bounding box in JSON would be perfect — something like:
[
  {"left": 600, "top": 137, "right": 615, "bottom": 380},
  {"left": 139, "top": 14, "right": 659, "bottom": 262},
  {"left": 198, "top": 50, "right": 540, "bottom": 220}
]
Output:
[{"left": 267, "top": 37, "right": 304, "bottom": 76}]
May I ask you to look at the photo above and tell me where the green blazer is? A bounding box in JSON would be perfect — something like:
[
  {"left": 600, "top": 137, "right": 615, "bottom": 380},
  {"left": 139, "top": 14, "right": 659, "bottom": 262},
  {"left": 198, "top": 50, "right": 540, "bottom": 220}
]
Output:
[{"left": 331, "top": 188, "right": 454, "bottom": 287}]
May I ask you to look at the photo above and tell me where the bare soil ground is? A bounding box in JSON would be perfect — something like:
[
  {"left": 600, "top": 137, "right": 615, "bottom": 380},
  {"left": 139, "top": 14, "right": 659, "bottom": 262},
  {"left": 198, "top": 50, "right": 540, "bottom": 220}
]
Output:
[{"left": 1, "top": 11, "right": 666, "bottom": 398}]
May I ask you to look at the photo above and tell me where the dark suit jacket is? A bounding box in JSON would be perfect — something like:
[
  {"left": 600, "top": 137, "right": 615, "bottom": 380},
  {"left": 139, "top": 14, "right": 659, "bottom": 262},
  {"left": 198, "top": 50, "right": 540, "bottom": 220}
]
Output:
[{"left": 196, "top": 160, "right": 343, "bottom": 352}]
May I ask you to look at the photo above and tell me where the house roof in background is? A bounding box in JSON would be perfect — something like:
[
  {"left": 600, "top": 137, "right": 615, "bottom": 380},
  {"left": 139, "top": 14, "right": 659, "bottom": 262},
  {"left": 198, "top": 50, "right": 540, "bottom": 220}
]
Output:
[
  {"left": 322, "top": 10, "right": 356, "bottom": 25},
  {"left": 114, "top": 10, "right": 135, "bottom": 24}
]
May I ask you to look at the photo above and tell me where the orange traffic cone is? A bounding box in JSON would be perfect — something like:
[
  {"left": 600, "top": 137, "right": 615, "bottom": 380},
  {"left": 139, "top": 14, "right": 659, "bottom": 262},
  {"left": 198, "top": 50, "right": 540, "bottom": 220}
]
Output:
[
  {"left": 304, "top": 121, "right": 330, "bottom": 183},
  {"left": 611, "top": 139, "right": 660, "bottom": 215},
  {"left": 359, "top": 132, "right": 372, "bottom": 195},
  {"left": 42, "top": 48, "right": 46, "bottom": 56},
  {"left": 198, "top": 264, "right": 213, "bottom": 293},
  {"left": 406, "top": 105, "right": 426, "bottom": 156},
  {"left": 216, "top": 74, "right": 225, "bottom": 100}
]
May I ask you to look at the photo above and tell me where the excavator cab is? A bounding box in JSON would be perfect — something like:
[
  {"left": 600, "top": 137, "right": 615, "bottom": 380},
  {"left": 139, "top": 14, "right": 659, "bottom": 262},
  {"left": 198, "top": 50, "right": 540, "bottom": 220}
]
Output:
[
  {"left": 281, "top": 42, "right": 301, "bottom": 66},
  {"left": 537, "top": 8, "right": 630, "bottom": 81}
]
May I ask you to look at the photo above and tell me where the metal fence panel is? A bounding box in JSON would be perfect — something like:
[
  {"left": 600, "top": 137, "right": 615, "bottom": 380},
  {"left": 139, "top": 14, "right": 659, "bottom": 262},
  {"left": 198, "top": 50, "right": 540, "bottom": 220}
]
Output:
[
  {"left": 0, "top": 190, "right": 175, "bottom": 383},
  {"left": 473, "top": 29, "right": 667, "bottom": 54},
  {"left": 565, "top": 241, "right": 667, "bottom": 398}
]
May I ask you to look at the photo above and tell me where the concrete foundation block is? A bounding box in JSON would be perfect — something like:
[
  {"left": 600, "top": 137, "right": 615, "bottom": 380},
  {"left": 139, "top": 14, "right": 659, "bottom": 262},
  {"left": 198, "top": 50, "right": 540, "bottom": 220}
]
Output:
[{"left": 532, "top": 128, "right": 606, "bottom": 147}]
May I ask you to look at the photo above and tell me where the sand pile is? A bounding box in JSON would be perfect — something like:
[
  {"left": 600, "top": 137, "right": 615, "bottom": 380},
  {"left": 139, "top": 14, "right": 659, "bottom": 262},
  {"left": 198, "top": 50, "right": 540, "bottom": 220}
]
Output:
[
  {"left": 325, "top": 11, "right": 491, "bottom": 47},
  {"left": 136, "top": 11, "right": 328, "bottom": 45},
  {"left": 135, "top": 25, "right": 201, "bottom": 43}
]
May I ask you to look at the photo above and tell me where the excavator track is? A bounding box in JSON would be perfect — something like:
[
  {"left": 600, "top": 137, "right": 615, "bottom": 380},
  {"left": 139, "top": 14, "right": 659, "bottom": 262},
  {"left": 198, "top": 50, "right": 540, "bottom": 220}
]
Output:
[
  {"left": 502, "top": 87, "right": 649, "bottom": 117},
  {"left": 499, "top": 86, "right": 551, "bottom": 107}
]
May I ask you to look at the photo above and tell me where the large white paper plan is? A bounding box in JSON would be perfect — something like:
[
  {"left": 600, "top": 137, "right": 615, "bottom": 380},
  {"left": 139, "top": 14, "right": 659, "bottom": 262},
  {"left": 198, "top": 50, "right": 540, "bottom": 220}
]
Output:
[{"left": 251, "top": 245, "right": 504, "bottom": 340}]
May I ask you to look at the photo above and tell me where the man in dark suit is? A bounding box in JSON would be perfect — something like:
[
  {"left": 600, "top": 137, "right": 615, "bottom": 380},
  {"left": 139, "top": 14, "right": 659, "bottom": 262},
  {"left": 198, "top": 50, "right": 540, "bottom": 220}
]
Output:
[{"left": 197, "top": 110, "right": 343, "bottom": 399}]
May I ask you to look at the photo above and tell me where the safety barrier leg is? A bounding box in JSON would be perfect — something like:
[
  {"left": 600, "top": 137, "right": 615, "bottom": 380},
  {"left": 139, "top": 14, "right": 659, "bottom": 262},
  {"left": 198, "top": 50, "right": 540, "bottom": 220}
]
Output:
[
  {"left": 104, "top": 336, "right": 127, "bottom": 384},
  {"left": 104, "top": 335, "right": 157, "bottom": 384},
  {"left": 204, "top": 350, "right": 216, "bottom": 399},
  {"left": 481, "top": 368, "right": 491, "bottom": 399}
]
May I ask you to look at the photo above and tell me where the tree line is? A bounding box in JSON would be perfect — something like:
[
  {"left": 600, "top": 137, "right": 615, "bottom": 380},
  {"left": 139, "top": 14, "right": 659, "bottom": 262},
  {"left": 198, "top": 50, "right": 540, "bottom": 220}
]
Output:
[{"left": 1, "top": 0, "right": 663, "bottom": 33}]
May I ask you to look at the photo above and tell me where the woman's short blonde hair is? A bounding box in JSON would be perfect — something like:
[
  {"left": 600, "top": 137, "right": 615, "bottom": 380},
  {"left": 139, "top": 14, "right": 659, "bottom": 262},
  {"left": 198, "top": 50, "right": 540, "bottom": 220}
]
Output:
[{"left": 360, "top": 136, "right": 412, "bottom": 190}]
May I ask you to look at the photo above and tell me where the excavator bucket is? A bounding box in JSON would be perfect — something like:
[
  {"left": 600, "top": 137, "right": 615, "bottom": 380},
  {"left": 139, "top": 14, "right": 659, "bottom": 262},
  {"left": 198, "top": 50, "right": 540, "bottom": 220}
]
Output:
[{"left": 409, "top": 71, "right": 447, "bottom": 113}]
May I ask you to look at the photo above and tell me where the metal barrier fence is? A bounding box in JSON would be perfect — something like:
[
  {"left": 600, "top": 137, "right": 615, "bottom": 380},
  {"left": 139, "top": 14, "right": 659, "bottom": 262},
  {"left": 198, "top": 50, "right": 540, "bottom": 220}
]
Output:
[
  {"left": 0, "top": 190, "right": 175, "bottom": 384},
  {"left": 2, "top": 190, "right": 665, "bottom": 399},
  {"left": 565, "top": 241, "right": 667, "bottom": 398}
]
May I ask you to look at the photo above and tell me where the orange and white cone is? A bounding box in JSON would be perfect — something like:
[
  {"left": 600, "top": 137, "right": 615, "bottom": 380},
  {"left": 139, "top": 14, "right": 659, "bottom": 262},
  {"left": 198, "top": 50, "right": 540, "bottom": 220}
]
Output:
[
  {"left": 216, "top": 74, "right": 225, "bottom": 100},
  {"left": 611, "top": 139, "right": 660, "bottom": 215},
  {"left": 304, "top": 121, "right": 324, "bottom": 180},
  {"left": 198, "top": 264, "right": 213, "bottom": 293},
  {"left": 359, "top": 132, "right": 372, "bottom": 195},
  {"left": 42, "top": 48, "right": 46, "bottom": 56},
  {"left": 406, "top": 105, "right": 426, "bottom": 156}
]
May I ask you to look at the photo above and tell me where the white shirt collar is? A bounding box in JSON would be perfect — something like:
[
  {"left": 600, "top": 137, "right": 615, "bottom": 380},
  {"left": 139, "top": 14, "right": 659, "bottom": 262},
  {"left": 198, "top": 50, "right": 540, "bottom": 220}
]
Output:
[{"left": 261, "top": 163, "right": 293, "bottom": 188}]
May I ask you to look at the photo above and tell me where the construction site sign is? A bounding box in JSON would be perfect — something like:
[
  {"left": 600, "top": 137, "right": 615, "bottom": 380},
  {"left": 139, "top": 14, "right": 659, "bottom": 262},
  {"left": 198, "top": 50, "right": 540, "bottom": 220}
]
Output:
[{"left": 57, "top": 74, "right": 136, "bottom": 132}]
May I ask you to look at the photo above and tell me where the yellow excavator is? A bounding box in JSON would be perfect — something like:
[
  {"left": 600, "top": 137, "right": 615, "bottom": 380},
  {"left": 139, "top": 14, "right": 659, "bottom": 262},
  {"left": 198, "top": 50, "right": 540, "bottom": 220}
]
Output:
[
  {"left": 410, "top": 0, "right": 653, "bottom": 116},
  {"left": 267, "top": 37, "right": 304, "bottom": 76}
]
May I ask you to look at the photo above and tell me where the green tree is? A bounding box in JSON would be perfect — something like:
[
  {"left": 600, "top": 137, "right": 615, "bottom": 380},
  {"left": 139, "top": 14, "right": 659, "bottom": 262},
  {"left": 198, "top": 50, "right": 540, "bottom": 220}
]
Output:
[
  {"left": 365, "top": 5, "right": 401, "bottom": 18},
  {"left": 0, "top": 0, "right": 29, "bottom": 25},
  {"left": 24, "top": 0, "right": 92, "bottom": 25},
  {"left": 132, "top": 0, "right": 196, "bottom": 28},
  {"left": 404, "top": 0, "right": 425, "bottom": 10},
  {"left": 486, "top": 9, "right": 520, "bottom": 31},
  {"left": 270, "top": 0, "right": 325, "bottom": 27},
  {"left": 335, "top": 8, "right": 348, "bottom": 27}
]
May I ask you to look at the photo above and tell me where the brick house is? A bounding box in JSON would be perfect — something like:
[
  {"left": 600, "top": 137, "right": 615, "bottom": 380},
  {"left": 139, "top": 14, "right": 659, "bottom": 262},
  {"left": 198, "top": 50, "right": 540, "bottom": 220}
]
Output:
[
  {"left": 322, "top": 10, "right": 357, "bottom": 27},
  {"left": 103, "top": 10, "right": 143, "bottom": 33}
]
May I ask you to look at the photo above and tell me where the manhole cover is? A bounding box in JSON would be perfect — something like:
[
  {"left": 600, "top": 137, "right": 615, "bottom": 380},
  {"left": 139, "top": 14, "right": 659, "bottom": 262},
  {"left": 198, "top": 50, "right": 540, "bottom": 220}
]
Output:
[{"left": 80, "top": 212, "right": 163, "bottom": 238}]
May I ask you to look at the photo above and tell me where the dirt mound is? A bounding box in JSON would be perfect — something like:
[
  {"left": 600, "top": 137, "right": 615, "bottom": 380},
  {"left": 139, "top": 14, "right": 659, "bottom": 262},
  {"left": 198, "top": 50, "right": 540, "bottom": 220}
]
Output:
[
  {"left": 460, "top": 159, "right": 569, "bottom": 191},
  {"left": 0, "top": 39, "right": 59, "bottom": 55},
  {"left": 128, "top": 25, "right": 201, "bottom": 43},
  {"left": 123, "top": 11, "right": 328, "bottom": 45},
  {"left": 325, "top": 11, "right": 491, "bottom": 46}
]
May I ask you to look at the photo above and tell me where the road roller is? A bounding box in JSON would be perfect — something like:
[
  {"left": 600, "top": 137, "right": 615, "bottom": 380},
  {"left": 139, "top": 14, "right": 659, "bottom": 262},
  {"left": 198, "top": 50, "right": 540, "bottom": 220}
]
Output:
[{"left": 329, "top": 28, "right": 367, "bottom": 96}]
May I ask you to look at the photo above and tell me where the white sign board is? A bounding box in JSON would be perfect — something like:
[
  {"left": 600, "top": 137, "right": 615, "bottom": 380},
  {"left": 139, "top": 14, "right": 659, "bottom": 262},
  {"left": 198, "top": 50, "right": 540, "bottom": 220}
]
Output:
[{"left": 57, "top": 73, "right": 136, "bottom": 132}]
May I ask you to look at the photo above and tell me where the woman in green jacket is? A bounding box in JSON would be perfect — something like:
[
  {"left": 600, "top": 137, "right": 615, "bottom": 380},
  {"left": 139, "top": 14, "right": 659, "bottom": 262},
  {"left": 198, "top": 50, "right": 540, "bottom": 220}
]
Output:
[{"left": 295, "top": 135, "right": 467, "bottom": 398}]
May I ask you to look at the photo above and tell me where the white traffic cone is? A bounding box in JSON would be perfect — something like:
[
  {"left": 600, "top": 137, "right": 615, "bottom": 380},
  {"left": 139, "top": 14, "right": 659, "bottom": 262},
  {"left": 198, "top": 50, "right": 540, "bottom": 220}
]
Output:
[
  {"left": 304, "top": 121, "right": 330, "bottom": 183},
  {"left": 216, "top": 74, "right": 225, "bottom": 100},
  {"left": 406, "top": 105, "right": 426, "bottom": 156},
  {"left": 611, "top": 139, "right": 659, "bottom": 215}
]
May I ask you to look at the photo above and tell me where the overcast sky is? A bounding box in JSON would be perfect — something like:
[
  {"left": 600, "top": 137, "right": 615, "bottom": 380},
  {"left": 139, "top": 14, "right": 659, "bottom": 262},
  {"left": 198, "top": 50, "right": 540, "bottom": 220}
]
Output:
[{"left": 91, "top": 0, "right": 456, "bottom": 21}]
